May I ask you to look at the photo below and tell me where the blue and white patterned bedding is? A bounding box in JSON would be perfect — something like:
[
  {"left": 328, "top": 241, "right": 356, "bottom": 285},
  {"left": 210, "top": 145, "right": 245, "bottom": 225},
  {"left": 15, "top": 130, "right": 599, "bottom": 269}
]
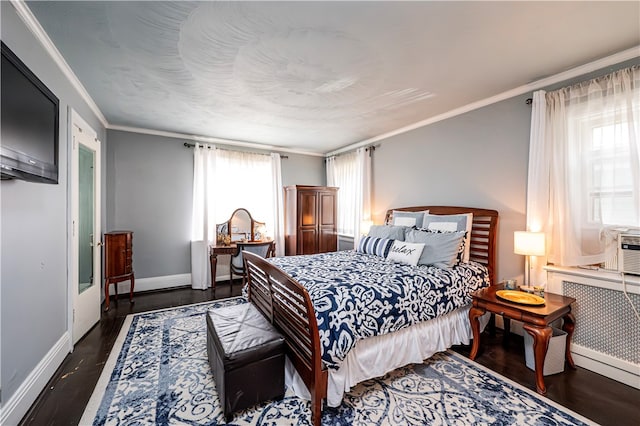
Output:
[{"left": 269, "top": 250, "right": 490, "bottom": 369}]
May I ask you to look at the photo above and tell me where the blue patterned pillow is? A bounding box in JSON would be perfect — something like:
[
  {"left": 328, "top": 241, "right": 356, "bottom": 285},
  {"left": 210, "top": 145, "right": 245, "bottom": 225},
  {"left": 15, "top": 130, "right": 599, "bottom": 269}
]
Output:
[
  {"left": 457, "top": 233, "right": 467, "bottom": 262},
  {"left": 357, "top": 236, "right": 394, "bottom": 258}
]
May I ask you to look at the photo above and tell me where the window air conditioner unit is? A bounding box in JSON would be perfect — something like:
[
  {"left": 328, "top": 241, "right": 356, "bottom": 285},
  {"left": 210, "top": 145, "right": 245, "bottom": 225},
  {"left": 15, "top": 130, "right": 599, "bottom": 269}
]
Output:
[{"left": 618, "top": 233, "right": 640, "bottom": 276}]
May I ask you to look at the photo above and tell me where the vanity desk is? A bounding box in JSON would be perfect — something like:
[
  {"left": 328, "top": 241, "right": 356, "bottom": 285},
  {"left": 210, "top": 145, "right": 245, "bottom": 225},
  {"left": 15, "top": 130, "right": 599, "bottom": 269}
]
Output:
[{"left": 209, "top": 208, "right": 274, "bottom": 290}]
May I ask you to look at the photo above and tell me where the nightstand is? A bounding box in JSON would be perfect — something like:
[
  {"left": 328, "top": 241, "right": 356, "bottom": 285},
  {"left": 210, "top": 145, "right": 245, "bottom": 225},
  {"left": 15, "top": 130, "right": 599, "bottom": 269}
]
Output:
[{"left": 469, "top": 284, "right": 576, "bottom": 395}]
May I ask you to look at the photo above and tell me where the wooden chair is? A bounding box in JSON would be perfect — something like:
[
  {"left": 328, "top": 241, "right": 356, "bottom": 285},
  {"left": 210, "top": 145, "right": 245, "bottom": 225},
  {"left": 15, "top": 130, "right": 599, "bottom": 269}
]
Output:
[{"left": 229, "top": 241, "right": 275, "bottom": 286}]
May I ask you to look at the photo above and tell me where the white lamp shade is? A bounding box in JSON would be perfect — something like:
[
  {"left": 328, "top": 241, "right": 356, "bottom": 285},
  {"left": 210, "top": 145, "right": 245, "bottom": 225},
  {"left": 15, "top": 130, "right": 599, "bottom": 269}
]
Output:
[
  {"left": 360, "top": 220, "right": 373, "bottom": 235},
  {"left": 514, "top": 231, "right": 545, "bottom": 256}
]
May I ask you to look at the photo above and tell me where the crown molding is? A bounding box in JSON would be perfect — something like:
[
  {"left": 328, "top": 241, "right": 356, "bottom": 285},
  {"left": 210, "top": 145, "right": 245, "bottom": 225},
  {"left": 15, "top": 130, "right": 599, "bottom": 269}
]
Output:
[
  {"left": 326, "top": 46, "right": 640, "bottom": 157},
  {"left": 10, "top": 0, "right": 108, "bottom": 128},
  {"left": 107, "top": 124, "right": 325, "bottom": 157}
]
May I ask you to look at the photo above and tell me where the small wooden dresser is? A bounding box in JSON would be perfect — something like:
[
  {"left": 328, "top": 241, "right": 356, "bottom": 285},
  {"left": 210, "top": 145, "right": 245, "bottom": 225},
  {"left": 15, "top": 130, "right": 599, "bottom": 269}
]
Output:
[{"left": 104, "top": 230, "right": 134, "bottom": 311}]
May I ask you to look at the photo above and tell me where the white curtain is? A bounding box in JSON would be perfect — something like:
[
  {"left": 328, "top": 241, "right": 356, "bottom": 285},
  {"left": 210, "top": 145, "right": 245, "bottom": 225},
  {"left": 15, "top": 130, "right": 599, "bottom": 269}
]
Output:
[
  {"left": 191, "top": 146, "right": 283, "bottom": 289},
  {"left": 327, "top": 152, "right": 352, "bottom": 235},
  {"left": 326, "top": 147, "right": 372, "bottom": 247},
  {"left": 527, "top": 65, "right": 640, "bottom": 275},
  {"left": 358, "top": 148, "right": 372, "bottom": 238},
  {"left": 191, "top": 144, "right": 217, "bottom": 290},
  {"left": 271, "top": 153, "right": 285, "bottom": 256},
  {"left": 526, "top": 91, "right": 551, "bottom": 285}
]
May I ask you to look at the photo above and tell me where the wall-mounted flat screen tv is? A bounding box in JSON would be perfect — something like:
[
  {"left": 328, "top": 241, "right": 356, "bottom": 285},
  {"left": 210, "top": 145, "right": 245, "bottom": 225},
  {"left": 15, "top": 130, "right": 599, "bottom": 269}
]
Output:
[{"left": 1, "top": 41, "right": 59, "bottom": 184}]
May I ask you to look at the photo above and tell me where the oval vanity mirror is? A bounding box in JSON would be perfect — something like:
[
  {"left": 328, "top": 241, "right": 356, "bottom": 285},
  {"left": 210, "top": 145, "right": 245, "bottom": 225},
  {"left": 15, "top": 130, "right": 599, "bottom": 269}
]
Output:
[{"left": 230, "top": 208, "right": 252, "bottom": 242}]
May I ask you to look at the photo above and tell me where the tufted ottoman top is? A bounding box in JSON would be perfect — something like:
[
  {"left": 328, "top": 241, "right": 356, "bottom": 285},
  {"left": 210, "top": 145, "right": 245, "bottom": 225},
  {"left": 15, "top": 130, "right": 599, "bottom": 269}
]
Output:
[{"left": 206, "top": 303, "right": 284, "bottom": 370}]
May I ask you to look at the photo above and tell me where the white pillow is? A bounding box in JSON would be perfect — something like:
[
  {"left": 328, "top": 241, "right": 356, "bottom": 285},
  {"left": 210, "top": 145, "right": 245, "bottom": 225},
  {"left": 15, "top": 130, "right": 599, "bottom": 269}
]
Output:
[
  {"left": 393, "top": 216, "right": 418, "bottom": 227},
  {"left": 386, "top": 240, "right": 425, "bottom": 266},
  {"left": 422, "top": 213, "right": 473, "bottom": 262},
  {"left": 390, "top": 210, "right": 429, "bottom": 228}
]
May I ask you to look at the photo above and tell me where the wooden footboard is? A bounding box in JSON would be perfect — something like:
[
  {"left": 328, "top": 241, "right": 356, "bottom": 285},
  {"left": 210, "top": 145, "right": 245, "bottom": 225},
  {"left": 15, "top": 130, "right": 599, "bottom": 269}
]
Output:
[{"left": 243, "top": 251, "right": 327, "bottom": 426}]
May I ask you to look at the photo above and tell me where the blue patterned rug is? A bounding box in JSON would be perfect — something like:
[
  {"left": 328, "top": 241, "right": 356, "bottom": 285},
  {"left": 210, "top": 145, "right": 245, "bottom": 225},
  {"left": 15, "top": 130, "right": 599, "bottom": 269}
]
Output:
[{"left": 80, "top": 297, "right": 597, "bottom": 425}]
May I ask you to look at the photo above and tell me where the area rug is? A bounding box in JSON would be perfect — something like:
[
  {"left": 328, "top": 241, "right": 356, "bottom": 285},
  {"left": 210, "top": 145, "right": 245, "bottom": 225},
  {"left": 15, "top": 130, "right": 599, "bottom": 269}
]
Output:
[{"left": 80, "top": 297, "right": 597, "bottom": 425}]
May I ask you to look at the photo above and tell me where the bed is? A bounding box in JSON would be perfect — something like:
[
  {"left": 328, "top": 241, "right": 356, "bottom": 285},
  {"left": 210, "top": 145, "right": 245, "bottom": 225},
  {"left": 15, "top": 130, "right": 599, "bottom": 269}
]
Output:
[{"left": 243, "top": 206, "right": 498, "bottom": 425}]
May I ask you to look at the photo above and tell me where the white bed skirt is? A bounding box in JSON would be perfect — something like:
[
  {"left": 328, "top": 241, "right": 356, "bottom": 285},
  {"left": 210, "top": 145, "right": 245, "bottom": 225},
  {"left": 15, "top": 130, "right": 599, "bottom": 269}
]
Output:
[{"left": 285, "top": 305, "right": 490, "bottom": 407}]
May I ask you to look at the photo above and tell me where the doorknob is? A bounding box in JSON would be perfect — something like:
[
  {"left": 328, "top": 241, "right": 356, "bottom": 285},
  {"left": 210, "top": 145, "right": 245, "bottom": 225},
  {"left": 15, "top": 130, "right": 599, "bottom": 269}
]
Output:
[{"left": 96, "top": 241, "right": 104, "bottom": 247}]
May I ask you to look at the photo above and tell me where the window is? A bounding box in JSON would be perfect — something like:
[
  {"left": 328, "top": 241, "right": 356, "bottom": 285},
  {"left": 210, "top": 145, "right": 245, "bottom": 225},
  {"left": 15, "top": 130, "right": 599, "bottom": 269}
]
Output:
[
  {"left": 191, "top": 147, "right": 282, "bottom": 243},
  {"left": 586, "top": 120, "right": 636, "bottom": 226},
  {"left": 213, "top": 149, "right": 275, "bottom": 236}
]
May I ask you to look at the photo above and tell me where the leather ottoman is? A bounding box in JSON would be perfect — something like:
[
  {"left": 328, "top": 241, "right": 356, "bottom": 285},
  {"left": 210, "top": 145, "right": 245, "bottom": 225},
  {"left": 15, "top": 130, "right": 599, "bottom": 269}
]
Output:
[{"left": 206, "top": 303, "right": 285, "bottom": 421}]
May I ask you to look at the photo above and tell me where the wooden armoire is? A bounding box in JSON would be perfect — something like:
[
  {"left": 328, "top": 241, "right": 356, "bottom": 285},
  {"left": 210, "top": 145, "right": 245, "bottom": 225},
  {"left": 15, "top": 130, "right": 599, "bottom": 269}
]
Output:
[
  {"left": 284, "top": 185, "right": 338, "bottom": 256},
  {"left": 104, "top": 230, "right": 134, "bottom": 311}
]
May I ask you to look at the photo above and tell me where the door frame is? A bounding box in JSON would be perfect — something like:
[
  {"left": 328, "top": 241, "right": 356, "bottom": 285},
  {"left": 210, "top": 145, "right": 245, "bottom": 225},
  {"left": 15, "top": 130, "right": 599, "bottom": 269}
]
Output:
[{"left": 67, "top": 108, "right": 102, "bottom": 348}]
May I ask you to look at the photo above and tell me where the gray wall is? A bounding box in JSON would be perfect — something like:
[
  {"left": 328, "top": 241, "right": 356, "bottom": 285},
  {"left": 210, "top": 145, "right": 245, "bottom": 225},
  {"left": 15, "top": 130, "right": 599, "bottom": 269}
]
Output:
[
  {"left": 281, "top": 153, "right": 325, "bottom": 187},
  {"left": 372, "top": 96, "right": 530, "bottom": 283},
  {"left": 106, "top": 130, "right": 325, "bottom": 279},
  {"left": 1, "top": 2, "right": 106, "bottom": 405},
  {"left": 106, "top": 130, "right": 193, "bottom": 278}
]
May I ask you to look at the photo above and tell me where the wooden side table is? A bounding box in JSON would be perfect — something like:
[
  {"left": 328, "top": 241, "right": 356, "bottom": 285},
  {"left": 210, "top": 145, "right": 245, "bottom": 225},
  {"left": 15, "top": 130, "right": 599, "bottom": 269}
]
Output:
[
  {"left": 209, "top": 244, "right": 238, "bottom": 291},
  {"left": 209, "top": 241, "right": 275, "bottom": 291},
  {"left": 469, "top": 285, "right": 576, "bottom": 395}
]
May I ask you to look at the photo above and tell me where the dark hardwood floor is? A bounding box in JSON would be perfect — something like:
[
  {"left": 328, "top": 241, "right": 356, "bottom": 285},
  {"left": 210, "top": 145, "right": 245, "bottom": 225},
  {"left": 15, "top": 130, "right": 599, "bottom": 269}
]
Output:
[{"left": 20, "top": 284, "right": 639, "bottom": 426}]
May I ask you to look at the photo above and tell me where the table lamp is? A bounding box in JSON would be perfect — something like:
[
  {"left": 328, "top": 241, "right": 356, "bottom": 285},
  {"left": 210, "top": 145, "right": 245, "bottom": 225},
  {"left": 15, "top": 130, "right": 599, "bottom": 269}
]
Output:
[
  {"left": 360, "top": 220, "right": 373, "bottom": 236},
  {"left": 514, "top": 231, "right": 545, "bottom": 291}
]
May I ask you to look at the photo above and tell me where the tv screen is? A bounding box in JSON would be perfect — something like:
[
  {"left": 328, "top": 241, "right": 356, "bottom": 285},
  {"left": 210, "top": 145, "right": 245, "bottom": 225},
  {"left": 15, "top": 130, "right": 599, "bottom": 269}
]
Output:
[{"left": 1, "top": 41, "right": 59, "bottom": 184}]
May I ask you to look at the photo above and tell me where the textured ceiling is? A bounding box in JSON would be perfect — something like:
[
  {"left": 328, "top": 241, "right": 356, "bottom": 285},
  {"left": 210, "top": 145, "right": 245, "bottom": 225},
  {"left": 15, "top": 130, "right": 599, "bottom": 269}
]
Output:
[{"left": 26, "top": 1, "right": 640, "bottom": 154}]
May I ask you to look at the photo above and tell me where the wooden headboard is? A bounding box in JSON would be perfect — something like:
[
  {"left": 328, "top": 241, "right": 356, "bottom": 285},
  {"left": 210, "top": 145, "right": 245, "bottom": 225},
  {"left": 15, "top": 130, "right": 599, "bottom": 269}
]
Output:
[{"left": 384, "top": 206, "right": 499, "bottom": 285}]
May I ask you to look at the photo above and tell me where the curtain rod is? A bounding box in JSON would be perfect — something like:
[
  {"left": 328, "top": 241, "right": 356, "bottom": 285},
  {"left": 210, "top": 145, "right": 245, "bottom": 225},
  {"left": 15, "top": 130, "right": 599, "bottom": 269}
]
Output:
[
  {"left": 326, "top": 144, "right": 379, "bottom": 161},
  {"left": 183, "top": 142, "right": 288, "bottom": 159}
]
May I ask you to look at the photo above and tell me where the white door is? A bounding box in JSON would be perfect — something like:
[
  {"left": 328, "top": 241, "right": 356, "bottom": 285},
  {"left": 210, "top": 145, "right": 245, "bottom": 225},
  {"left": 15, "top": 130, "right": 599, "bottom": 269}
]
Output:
[{"left": 72, "top": 120, "right": 101, "bottom": 344}]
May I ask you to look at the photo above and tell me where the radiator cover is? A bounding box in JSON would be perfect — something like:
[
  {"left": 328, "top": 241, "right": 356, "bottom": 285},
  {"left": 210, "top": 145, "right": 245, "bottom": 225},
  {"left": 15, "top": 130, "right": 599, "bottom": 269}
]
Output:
[{"left": 563, "top": 281, "right": 639, "bottom": 364}]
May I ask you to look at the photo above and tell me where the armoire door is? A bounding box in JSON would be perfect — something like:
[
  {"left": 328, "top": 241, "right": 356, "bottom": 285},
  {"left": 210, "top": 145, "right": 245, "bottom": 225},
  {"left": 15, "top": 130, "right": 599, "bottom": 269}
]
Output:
[
  {"left": 318, "top": 190, "right": 337, "bottom": 253},
  {"left": 298, "top": 190, "right": 318, "bottom": 254}
]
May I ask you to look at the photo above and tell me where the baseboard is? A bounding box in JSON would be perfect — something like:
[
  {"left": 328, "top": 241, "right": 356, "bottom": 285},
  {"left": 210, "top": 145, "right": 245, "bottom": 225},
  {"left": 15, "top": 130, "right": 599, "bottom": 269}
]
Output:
[
  {"left": 112, "top": 273, "right": 236, "bottom": 295},
  {"left": 0, "top": 332, "right": 71, "bottom": 425},
  {"left": 214, "top": 274, "right": 231, "bottom": 283},
  {"left": 571, "top": 344, "right": 640, "bottom": 389},
  {"left": 114, "top": 273, "right": 192, "bottom": 293}
]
